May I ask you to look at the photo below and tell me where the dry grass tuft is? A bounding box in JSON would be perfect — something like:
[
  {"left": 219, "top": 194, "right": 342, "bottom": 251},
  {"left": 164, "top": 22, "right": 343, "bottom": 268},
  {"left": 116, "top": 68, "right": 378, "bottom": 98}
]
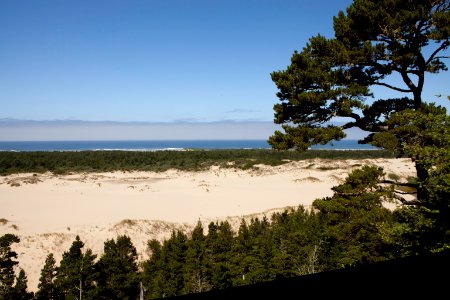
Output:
[
  {"left": 294, "top": 177, "right": 321, "bottom": 183},
  {"left": 115, "top": 219, "right": 137, "bottom": 228}
]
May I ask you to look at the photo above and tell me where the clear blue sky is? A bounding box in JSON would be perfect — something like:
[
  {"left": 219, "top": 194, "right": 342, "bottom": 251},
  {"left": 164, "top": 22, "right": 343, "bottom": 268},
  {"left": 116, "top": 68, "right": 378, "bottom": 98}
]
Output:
[
  {"left": 0, "top": 0, "right": 448, "bottom": 140},
  {"left": 1, "top": 0, "right": 355, "bottom": 123}
]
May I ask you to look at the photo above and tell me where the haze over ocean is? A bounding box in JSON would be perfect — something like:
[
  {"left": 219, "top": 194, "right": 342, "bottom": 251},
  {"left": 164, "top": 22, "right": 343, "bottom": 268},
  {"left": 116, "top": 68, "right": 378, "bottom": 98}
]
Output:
[{"left": 0, "top": 140, "right": 379, "bottom": 152}]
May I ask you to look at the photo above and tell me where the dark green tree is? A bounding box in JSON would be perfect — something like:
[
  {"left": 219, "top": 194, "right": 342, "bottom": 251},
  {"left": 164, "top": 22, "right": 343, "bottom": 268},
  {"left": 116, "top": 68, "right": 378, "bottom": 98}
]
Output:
[
  {"left": 12, "top": 269, "right": 34, "bottom": 300},
  {"left": 270, "top": 207, "right": 324, "bottom": 277},
  {"left": 229, "top": 220, "right": 252, "bottom": 286},
  {"left": 96, "top": 235, "right": 140, "bottom": 300},
  {"left": 183, "top": 221, "right": 210, "bottom": 294},
  {"left": 269, "top": 212, "right": 298, "bottom": 280},
  {"left": 269, "top": 0, "right": 449, "bottom": 151},
  {"left": 142, "top": 239, "right": 166, "bottom": 299},
  {"left": 54, "top": 235, "right": 98, "bottom": 300},
  {"left": 0, "top": 234, "right": 20, "bottom": 299},
  {"left": 204, "top": 222, "right": 233, "bottom": 290},
  {"left": 163, "top": 231, "right": 188, "bottom": 297},
  {"left": 372, "top": 103, "right": 450, "bottom": 254},
  {"left": 142, "top": 231, "right": 188, "bottom": 298},
  {"left": 313, "top": 166, "right": 398, "bottom": 269},
  {"left": 36, "top": 253, "right": 58, "bottom": 300},
  {"left": 243, "top": 217, "right": 274, "bottom": 284}
]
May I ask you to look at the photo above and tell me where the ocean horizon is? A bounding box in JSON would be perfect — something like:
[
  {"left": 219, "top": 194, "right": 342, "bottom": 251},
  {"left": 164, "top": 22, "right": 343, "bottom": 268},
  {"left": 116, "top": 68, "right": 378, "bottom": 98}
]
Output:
[{"left": 0, "top": 140, "right": 380, "bottom": 152}]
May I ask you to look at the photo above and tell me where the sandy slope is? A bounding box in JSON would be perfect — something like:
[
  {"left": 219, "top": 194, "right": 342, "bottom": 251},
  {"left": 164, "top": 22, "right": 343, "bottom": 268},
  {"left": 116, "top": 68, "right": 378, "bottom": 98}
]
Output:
[{"left": 0, "top": 158, "right": 416, "bottom": 292}]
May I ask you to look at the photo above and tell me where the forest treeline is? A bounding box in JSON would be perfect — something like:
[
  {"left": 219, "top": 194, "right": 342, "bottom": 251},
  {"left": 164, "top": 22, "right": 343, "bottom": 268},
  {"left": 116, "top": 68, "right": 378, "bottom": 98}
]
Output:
[{"left": 0, "top": 149, "right": 393, "bottom": 175}]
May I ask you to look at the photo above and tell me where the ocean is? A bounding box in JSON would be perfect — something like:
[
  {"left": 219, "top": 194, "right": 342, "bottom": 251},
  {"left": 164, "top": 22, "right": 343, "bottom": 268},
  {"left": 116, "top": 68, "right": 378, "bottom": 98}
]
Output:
[{"left": 0, "top": 140, "right": 380, "bottom": 152}]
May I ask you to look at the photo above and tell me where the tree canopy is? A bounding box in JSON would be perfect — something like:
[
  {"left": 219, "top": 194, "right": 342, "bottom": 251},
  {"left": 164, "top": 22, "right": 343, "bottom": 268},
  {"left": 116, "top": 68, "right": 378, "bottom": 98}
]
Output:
[
  {"left": 372, "top": 103, "right": 450, "bottom": 253},
  {"left": 0, "top": 234, "right": 33, "bottom": 299},
  {"left": 53, "top": 235, "right": 98, "bottom": 300},
  {"left": 96, "top": 235, "right": 140, "bottom": 300},
  {"left": 36, "top": 253, "right": 58, "bottom": 300},
  {"left": 0, "top": 234, "right": 20, "bottom": 299},
  {"left": 269, "top": 0, "right": 449, "bottom": 151}
]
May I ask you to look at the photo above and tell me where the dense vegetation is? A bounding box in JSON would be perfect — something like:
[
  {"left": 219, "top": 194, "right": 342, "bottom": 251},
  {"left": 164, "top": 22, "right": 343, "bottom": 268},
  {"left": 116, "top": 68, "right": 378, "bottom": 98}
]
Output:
[
  {"left": 0, "top": 149, "right": 394, "bottom": 175},
  {"left": 2, "top": 156, "right": 447, "bottom": 299},
  {"left": 268, "top": 0, "right": 450, "bottom": 254},
  {"left": 269, "top": 0, "right": 449, "bottom": 151},
  {"left": 1, "top": 106, "right": 448, "bottom": 297}
]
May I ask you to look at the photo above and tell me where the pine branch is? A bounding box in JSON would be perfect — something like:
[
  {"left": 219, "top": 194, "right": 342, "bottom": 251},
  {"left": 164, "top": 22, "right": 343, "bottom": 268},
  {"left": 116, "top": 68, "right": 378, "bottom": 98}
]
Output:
[
  {"left": 393, "top": 194, "right": 422, "bottom": 206},
  {"left": 381, "top": 179, "right": 418, "bottom": 188}
]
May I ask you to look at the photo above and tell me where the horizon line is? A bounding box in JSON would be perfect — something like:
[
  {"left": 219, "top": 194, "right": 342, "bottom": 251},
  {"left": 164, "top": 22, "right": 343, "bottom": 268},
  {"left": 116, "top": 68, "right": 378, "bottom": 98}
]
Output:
[{"left": 0, "top": 118, "right": 276, "bottom": 125}]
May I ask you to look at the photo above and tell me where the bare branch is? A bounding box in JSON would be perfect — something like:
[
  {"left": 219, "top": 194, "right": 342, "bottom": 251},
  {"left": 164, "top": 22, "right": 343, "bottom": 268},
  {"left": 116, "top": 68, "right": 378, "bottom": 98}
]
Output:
[
  {"left": 381, "top": 180, "right": 418, "bottom": 188},
  {"left": 394, "top": 189, "right": 417, "bottom": 195},
  {"left": 426, "top": 41, "right": 450, "bottom": 66},
  {"left": 336, "top": 111, "right": 361, "bottom": 122},
  {"left": 372, "top": 82, "right": 412, "bottom": 93},
  {"left": 393, "top": 194, "right": 422, "bottom": 206}
]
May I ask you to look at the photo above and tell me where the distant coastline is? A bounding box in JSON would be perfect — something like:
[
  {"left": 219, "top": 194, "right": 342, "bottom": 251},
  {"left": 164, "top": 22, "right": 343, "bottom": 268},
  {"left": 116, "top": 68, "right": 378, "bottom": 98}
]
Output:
[{"left": 0, "top": 139, "right": 379, "bottom": 152}]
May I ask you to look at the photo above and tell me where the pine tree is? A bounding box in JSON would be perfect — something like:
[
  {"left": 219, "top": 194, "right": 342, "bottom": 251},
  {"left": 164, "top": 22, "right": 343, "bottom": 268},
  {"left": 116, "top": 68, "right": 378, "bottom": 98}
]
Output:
[
  {"left": 230, "top": 220, "right": 251, "bottom": 286},
  {"left": 12, "top": 269, "right": 34, "bottom": 300},
  {"left": 205, "top": 222, "right": 233, "bottom": 290},
  {"left": 269, "top": 0, "right": 449, "bottom": 151},
  {"left": 142, "top": 239, "right": 166, "bottom": 299},
  {"left": 96, "top": 235, "right": 140, "bottom": 300},
  {"left": 54, "top": 235, "right": 98, "bottom": 299},
  {"left": 183, "top": 221, "right": 210, "bottom": 294},
  {"left": 142, "top": 231, "right": 188, "bottom": 298},
  {"left": 270, "top": 210, "right": 299, "bottom": 279},
  {"left": 373, "top": 104, "right": 450, "bottom": 254},
  {"left": 313, "top": 166, "right": 397, "bottom": 269},
  {"left": 163, "top": 231, "right": 188, "bottom": 297},
  {"left": 246, "top": 217, "right": 274, "bottom": 284},
  {"left": 0, "top": 234, "right": 20, "bottom": 299},
  {"left": 36, "top": 253, "right": 58, "bottom": 300}
]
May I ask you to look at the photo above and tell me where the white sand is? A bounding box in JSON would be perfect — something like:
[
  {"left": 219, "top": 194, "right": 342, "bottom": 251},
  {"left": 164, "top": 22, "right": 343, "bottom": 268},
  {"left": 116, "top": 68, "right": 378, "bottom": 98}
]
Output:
[{"left": 0, "top": 158, "right": 415, "bottom": 291}]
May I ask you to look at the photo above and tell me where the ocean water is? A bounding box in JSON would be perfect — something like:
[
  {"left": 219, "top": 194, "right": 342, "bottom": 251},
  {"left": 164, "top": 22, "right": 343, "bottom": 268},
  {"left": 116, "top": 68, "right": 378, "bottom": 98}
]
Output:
[{"left": 0, "top": 140, "right": 379, "bottom": 152}]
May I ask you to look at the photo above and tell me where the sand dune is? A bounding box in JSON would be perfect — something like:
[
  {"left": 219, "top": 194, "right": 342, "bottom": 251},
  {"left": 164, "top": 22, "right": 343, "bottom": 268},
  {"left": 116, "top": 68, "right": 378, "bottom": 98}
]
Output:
[{"left": 0, "top": 158, "right": 416, "bottom": 292}]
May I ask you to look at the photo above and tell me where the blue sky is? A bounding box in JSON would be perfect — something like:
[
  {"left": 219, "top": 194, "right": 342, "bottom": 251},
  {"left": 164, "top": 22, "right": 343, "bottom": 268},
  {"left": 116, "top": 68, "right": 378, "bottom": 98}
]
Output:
[{"left": 0, "top": 0, "right": 448, "bottom": 140}]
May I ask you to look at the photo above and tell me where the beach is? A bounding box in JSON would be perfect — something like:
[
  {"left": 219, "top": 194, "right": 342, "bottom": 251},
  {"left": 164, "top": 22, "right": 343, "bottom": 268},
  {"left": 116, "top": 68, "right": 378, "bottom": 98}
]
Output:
[{"left": 0, "top": 157, "right": 416, "bottom": 292}]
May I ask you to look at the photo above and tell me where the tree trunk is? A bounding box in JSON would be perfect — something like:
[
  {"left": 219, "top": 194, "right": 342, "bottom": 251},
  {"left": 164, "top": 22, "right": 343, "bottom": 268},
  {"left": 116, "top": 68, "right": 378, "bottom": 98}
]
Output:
[
  {"left": 79, "top": 279, "right": 82, "bottom": 300},
  {"left": 415, "top": 161, "right": 428, "bottom": 202},
  {"left": 413, "top": 90, "right": 422, "bottom": 109}
]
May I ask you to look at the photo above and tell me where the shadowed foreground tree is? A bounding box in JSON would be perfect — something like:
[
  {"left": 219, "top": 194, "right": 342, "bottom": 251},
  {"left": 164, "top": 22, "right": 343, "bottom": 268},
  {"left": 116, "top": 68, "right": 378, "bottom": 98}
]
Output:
[
  {"left": 142, "top": 239, "right": 166, "bottom": 299},
  {"left": 54, "top": 235, "right": 98, "bottom": 300},
  {"left": 183, "top": 221, "right": 210, "bottom": 294},
  {"left": 372, "top": 104, "right": 450, "bottom": 254},
  {"left": 313, "top": 166, "right": 398, "bottom": 269},
  {"left": 204, "top": 222, "right": 233, "bottom": 290},
  {"left": 36, "top": 253, "right": 58, "bottom": 300},
  {"left": 0, "top": 234, "right": 33, "bottom": 299},
  {"left": 0, "top": 234, "right": 20, "bottom": 299},
  {"left": 142, "top": 231, "right": 188, "bottom": 299},
  {"left": 96, "top": 235, "right": 140, "bottom": 300},
  {"left": 269, "top": 207, "right": 324, "bottom": 277},
  {"left": 269, "top": 0, "right": 449, "bottom": 151},
  {"left": 12, "top": 269, "right": 34, "bottom": 300}
]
